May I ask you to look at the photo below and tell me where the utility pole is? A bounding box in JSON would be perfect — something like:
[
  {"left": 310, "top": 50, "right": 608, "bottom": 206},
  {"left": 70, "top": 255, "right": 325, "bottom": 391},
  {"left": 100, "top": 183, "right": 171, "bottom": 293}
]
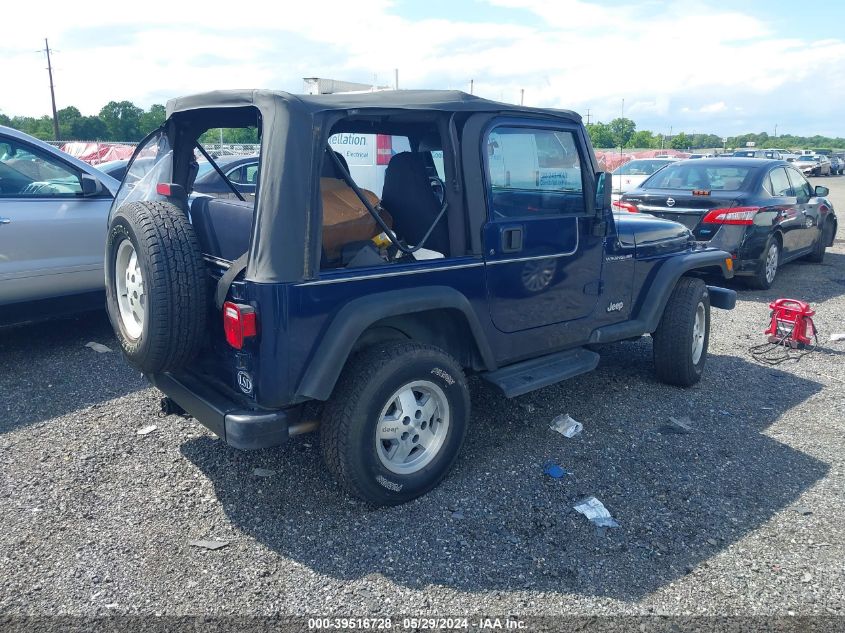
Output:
[
  {"left": 774, "top": 123, "right": 778, "bottom": 138},
  {"left": 394, "top": 68, "right": 399, "bottom": 90},
  {"left": 44, "top": 38, "right": 60, "bottom": 140},
  {"left": 469, "top": 79, "right": 474, "bottom": 95},
  {"left": 621, "top": 98, "right": 625, "bottom": 119},
  {"left": 585, "top": 108, "right": 591, "bottom": 125},
  {"left": 520, "top": 89, "right": 524, "bottom": 106}
]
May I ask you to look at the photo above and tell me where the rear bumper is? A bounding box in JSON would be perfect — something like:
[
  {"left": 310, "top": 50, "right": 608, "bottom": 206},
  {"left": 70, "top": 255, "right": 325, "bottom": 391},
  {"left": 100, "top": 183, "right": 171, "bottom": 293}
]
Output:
[{"left": 148, "top": 371, "right": 301, "bottom": 450}]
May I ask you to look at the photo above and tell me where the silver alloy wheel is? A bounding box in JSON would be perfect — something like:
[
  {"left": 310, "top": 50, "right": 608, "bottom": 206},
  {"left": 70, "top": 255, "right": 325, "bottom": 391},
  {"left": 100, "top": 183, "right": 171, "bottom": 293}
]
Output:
[
  {"left": 114, "top": 240, "right": 145, "bottom": 340},
  {"left": 375, "top": 380, "right": 450, "bottom": 475},
  {"left": 521, "top": 258, "right": 556, "bottom": 293},
  {"left": 691, "top": 301, "right": 706, "bottom": 365},
  {"left": 765, "top": 242, "right": 779, "bottom": 284}
]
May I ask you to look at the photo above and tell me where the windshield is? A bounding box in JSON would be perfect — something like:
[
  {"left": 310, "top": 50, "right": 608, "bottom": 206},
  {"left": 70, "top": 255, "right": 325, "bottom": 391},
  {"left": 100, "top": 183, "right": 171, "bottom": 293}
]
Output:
[
  {"left": 733, "top": 151, "right": 755, "bottom": 157},
  {"left": 613, "top": 159, "right": 673, "bottom": 176},
  {"left": 643, "top": 164, "right": 754, "bottom": 191}
]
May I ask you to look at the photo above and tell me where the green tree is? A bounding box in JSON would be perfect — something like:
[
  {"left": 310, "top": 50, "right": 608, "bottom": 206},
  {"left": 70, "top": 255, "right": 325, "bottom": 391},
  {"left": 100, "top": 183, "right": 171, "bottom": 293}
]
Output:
[
  {"left": 670, "top": 132, "right": 690, "bottom": 150},
  {"left": 140, "top": 104, "right": 166, "bottom": 135},
  {"left": 586, "top": 122, "right": 615, "bottom": 148},
  {"left": 0, "top": 112, "right": 10, "bottom": 127},
  {"left": 628, "top": 130, "right": 657, "bottom": 149},
  {"left": 609, "top": 117, "right": 636, "bottom": 148},
  {"left": 99, "top": 100, "right": 144, "bottom": 141}
]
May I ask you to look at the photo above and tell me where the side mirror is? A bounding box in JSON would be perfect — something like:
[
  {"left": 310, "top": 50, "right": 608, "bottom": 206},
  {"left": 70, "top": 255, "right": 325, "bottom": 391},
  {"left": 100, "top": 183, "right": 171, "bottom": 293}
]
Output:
[
  {"left": 80, "top": 173, "right": 103, "bottom": 196},
  {"left": 814, "top": 185, "right": 829, "bottom": 197}
]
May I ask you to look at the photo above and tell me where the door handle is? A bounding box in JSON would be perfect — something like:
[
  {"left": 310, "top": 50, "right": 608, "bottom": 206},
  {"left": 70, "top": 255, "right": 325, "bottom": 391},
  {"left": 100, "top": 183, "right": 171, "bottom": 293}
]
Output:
[
  {"left": 501, "top": 227, "right": 523, "bottom": 253},
  {"left": 0, "top": 217, "right": 11, "bottom": 225}
]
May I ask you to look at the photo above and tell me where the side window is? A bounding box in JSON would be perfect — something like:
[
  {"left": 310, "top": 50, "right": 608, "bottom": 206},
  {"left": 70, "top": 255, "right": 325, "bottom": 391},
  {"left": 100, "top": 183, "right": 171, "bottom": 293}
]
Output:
[
  {"left": 786, "top": 168, "right": 812, "bottom": 200},
  {"left": 227, "top": 166, "right": 244, "bottom": 183},
  {"left": 0, "top": 139, "right": 82, "bottom": 197},
  {"left": 768, "top": 167, "right": 792, "bottom": 197},
  {"left": 486, "top": 127, "right": 584, "bottom": 217},
  {"left": 245, "top": 164, "right": 258, "bottom": 185}
]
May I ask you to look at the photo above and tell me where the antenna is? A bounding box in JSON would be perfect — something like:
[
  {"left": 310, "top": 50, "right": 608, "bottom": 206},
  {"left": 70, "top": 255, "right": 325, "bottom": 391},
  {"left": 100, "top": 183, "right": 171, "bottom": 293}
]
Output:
[{"left": 43, "top": 38, "right": 60, "bottom": 140}]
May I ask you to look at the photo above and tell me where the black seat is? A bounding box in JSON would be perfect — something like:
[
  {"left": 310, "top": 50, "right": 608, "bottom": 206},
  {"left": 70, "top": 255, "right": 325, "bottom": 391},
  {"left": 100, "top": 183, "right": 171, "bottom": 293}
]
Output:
[
  {"left": 380, "top": 152, "right": 449, "bottom": 255},
  {"left": 189, "top": 196, "right": 253, "bottom": 261}
]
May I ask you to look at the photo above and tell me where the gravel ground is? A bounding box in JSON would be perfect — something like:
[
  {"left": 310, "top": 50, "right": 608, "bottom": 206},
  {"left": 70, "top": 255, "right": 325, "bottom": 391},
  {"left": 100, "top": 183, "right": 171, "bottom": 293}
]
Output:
[{"left": 1, "top": 178, "right": 844, "bottom": 619}]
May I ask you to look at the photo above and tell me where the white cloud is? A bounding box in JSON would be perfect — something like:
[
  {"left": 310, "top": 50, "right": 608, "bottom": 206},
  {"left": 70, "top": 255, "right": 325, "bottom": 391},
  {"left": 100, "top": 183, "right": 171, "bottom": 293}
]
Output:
[{"left": 1, "top": 0, "right": 844, "bottom": 136}]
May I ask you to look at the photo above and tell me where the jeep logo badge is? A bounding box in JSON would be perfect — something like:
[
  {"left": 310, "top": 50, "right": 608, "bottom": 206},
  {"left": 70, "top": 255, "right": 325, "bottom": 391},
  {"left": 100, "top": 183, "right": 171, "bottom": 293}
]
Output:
[
  {"left": 666, "top": 197, "right": 676, "bottom": 207},
  {"left": 237, "top": 371, "right": 253, "bottom": 395}
]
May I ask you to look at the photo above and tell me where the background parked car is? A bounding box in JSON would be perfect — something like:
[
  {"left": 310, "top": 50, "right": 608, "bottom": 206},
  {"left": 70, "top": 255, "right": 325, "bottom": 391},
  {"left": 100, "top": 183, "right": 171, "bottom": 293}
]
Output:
[
  {"left": 611, "top": 157, "right": 678, "bottom": 201},
  {"left": 829, "top": 155, "right": 843, "bottom": 175},
  {"left": 0, "top": 125, "right": 119, "bottom": 321},
  {"left": 793, "top": 154, "right": 832, "bottom": 177},
  {"left": 192, "top": 155, "right": 259, "bottom": 199},
  {"left": 733, "top": 149, "right": 768, "bottom": 158},
  {"left": 616, "top": 157, "right": 837, "bottom": 289}
]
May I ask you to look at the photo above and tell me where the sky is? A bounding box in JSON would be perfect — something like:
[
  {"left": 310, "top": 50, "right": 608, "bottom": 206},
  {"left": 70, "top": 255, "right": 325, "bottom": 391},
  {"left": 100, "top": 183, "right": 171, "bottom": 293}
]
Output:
[{"left": 2, "top": 0, "right": 845, "bottom": 137}]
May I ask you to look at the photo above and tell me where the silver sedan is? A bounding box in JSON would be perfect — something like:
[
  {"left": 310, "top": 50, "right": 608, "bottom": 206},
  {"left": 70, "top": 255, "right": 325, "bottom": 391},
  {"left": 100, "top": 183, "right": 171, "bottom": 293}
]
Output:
[{"left": 0, "top": 125, "right": 119, "bottom": 316}]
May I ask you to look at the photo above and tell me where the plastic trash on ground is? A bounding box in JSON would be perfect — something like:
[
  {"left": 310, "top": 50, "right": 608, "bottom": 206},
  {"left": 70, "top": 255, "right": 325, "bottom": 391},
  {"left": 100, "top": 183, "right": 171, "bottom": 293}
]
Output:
[
  {"left": 549, "top": 414, "right": 583, "bottom": 438},
  {"left": 189, "top": 539, "right": 229, "bottom": 551},
  {"left": 830, "top": 332, "right": 845, "bottom": 342},
  {"left": 574, "top": 496, "right": 620, "bottom": 528},
  {"left": 543, "top": 461, "right": 570, "bottom": 479},
  {"left": 136, "top": 425, "right": 157, "bottom": 436},
  {"left": 85, "top": 341, "right": 113, "bottom": 353}
]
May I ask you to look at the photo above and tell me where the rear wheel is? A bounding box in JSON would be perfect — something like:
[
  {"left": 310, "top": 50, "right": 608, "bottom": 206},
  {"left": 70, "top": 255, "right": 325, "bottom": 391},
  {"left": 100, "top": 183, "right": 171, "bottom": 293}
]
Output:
[
  {"left": 746, "top": 236, "right": 780, "bottom": 290},
  {"left": 321, "top": 342, "right": 470, "bottom": 506},
  {"left": 652, "top": 277, "right": 710, "bottom": 387},
  {"left": 105, "top": 200, "right": 208, "bottom": 373}
]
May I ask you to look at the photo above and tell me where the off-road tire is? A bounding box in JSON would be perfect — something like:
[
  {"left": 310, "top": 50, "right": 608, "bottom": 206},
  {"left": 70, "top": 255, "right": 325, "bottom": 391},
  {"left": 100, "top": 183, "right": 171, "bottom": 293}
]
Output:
[
  {"left": 805, "top": 219, "right": 834, "bottom": 263},
  {"left": 321, "top": 341, "right": 470, "bottom": 506},
  {"left": 745, "top": 235, "right": 780, "bottom": 290},
  {"left": 652, "top": 276, "right": 710, "bottom": 387},
  {"left": 105, "top": 200, "right": 207, "bottom": 373}
]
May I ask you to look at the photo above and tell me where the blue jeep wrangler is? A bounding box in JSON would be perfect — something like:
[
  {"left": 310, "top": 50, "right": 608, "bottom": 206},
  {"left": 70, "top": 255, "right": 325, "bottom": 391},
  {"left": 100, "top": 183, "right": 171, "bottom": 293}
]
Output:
[{"left": 105, "top": 90, "right": 736, "bottom": 505}]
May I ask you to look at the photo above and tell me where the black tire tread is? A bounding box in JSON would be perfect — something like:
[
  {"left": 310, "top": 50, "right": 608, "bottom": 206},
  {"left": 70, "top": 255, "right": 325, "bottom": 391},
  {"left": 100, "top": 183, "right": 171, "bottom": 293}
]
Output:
[
  {"left": 653, "top": 276, "right": 708, "bottom": 387},
  {"left": 108, "top": 200, "right": 207, "bottom": 372},
  {"left": 745, "top": 236, "right": 779, "bottom": 290},
  {"left": 320, "top": 341, "right": 466, "bottom": 504}
]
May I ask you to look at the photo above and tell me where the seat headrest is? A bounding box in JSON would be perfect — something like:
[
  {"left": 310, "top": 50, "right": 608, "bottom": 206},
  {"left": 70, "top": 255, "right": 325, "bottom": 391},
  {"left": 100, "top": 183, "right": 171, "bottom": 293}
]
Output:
[{"left": 322, "top": 149, "right": 350, "bottom": 179}]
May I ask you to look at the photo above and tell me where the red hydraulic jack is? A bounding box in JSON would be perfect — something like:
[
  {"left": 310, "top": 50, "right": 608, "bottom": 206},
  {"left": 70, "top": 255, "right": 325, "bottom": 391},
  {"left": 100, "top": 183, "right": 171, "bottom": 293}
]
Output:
[{"left": 764, "top": 299, "right": 817, "bottom": 348}]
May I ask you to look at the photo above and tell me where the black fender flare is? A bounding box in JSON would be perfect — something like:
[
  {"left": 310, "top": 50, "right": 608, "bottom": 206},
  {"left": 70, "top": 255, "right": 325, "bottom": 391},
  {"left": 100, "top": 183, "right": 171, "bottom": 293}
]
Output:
[
  {"left": 590, "top": 249, "right": 735, "bottom": 344},
  {"left": 296, "top": 286, "right": 496, "bottom": 401}
]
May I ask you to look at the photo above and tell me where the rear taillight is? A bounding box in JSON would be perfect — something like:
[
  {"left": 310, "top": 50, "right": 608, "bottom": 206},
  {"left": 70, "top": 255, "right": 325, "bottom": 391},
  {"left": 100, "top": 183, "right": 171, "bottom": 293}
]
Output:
[
  {"left": 223, "top": 301, "right": 257, "bottom": 349},
  {"left": 376, "top": 134, "right": 393, "bottom": 165},
  {"left": 612, "top": 200, "right": 639, "bottom": 213},
  {"left": 701, "top": 207, "right": 760, "bottom": 225}
]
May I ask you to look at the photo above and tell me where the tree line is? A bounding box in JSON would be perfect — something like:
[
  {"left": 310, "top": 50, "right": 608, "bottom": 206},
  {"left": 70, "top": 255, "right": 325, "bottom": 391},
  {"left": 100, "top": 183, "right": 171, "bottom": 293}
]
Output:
[
  {"left": 1, "top": 101, "right": 841, "bottom": 150},
  {"left": 0, "top": 101, "right": 257, "bottom": 144},
  {"left": 586, "top": 117, "right": 845, "bottom": 150}
]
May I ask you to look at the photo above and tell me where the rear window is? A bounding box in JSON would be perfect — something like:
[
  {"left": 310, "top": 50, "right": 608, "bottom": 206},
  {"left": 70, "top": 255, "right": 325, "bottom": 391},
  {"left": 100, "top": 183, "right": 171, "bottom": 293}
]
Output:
[{"left": 643, "top": 164, "right": 755, "bottom": 191}]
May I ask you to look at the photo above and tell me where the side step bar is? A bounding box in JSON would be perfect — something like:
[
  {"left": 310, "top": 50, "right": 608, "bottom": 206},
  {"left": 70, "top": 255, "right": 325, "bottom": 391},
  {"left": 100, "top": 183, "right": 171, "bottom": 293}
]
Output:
[{"left": 481, "top": 347, "right": 600, "bottom": 398}]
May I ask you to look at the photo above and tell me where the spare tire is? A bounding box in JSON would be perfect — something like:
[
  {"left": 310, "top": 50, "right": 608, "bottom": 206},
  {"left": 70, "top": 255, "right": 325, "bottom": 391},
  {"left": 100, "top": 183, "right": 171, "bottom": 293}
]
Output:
[{"left": 105, "top": 200, "right": 208, "bottom": 373}]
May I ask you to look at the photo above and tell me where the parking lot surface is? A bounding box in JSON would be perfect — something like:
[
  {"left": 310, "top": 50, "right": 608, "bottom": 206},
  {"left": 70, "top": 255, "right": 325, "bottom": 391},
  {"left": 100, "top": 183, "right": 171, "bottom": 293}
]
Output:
[{"left": 1, "top": 177, "right": 844, "bottom": 617}]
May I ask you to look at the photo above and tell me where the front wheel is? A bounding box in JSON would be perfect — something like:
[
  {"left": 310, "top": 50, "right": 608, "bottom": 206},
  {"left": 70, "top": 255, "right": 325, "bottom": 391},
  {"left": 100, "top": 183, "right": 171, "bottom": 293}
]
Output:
[
  {"left": 321, "top": 342, "right": 470, "bottom": 506},
  {"left": 652, "top": 277, "right": 710, "bottom": 387},
  {"left": 806, "top": 219, "right": 834, "bottom": 263}
]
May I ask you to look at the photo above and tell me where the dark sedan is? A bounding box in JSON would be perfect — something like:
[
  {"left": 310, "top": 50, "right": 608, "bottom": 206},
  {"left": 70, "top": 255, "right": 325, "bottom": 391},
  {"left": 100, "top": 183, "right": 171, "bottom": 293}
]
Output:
[
  {"left": 192, "top": 155, "right": 258, "bottom": 198},
  {"left": 615, "top": 158, "right": 838, "bottom": 288}
]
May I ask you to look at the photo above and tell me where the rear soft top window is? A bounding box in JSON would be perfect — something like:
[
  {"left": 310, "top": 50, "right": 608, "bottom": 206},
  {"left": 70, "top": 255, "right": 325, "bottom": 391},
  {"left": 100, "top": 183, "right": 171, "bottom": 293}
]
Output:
[{"left": 643, "top": 164, "right": 755, "bottom": 191}]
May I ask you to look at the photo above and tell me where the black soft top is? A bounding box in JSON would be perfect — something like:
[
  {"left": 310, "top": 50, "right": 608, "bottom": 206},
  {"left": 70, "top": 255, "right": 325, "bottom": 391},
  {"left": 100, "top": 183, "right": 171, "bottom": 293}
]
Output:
[
  {"left": 164, "top": 89, "right": 584, "bottom": 283},
  {"left": 166, "top": 89, "right": 580, "bottom": 121}
]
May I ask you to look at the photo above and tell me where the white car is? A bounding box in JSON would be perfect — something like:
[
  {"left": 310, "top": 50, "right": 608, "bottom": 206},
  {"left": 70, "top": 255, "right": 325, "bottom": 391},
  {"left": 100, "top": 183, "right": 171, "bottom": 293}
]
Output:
[{"left": 611, "top": 158, "right": 679, "bottom": 201}]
